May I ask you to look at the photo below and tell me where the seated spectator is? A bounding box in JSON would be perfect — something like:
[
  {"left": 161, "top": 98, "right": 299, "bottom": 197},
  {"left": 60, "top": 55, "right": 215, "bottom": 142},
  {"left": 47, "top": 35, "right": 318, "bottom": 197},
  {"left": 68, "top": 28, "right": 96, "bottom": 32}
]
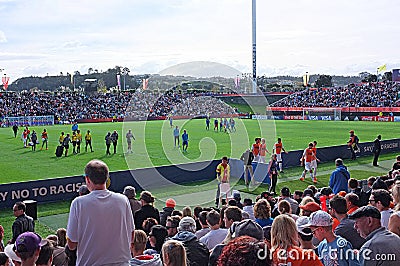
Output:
[
  {"left": 0, "top": 252, "right": 9, "bottom": 266},
  {"left": 389, "top": 181, "right": 400, "bottom": 236},
  {"left": 349, "top": 206, "right": 400, "bottom": 266},
  {"left": 217, "top": 236, "right": 271, "bottom": 266},
  {"left": 271, "top": 214, "right": 322, "bottom": 266},
  {"left": 45, "top": 235, "right": 69, "bottom": 266},
  {"left": 123, "top": 186, "right": 142, "bottom": 218},
  {"left": 306, "top": 210, "right": 358, "bottom": 265},
  {"left": 142, "top": 218, "right": 159, "bottom": 236},
  {"left": 161, "top": 240, "right": 187, "bottom": 266},
  {"left": 130, "top": 229, "right": 162, "bottom": 266},
  {"left": 293, "top": 190, "right": 303, "bottom": 204},
  {"left": 279, "top": 187, "right": 299, "bottom": 214},
  {"left": 172, "top": 217, "right": 209, "bottom": 266},
  {"left": 260, "top": 191, "right": 276, "bottom": 211},
  {"left": 299, "top": 201, "right": 320, "bottom": 217},
  {"left": 36, "top": 239, "right": 53, "bottom": 266},
  {"left": 370, "top": 189, "right": 393, "bottom": 228},
  {"left": 372, "top": 177, "right": 389, "bottom": 191},
  {"left": 135, "top": 191, "right": 160, "bottom": 230},
  {"left": 329, "top": 195, "right": 365, "bottom": 249},
  {"left": 193, "top": 206, "right": 203, "bottom": 231},
  {"left": 171, "top": 210, "right": 183, "bottom": 217},
  {"left": 232, "top": 191, "right": 243, "bottom": 209},
  {"left": 182, "top": 206, "right": 192, "bottom": 218},
  {"left": 223, "top": 206, "right": 242, "bottom": 229},
  {"left": 159, "top": 198, "right": 176, "bottom": 226},
  {"left": 295, "top": 216, "right": 315, "bottom": 250},
  {"left": 199, "top": 210, "right": 227, "bottom": 250},
  {"left": 277, "top": 200, "right": 298, "bottom": 221},
  {"left": 242, "top": 198, "right": 255, "bottom": 220},
  {"left": 195, "top": 211, "right": 210, "bottom": 240},
  {"left": 345, "top": 193, "right": 359, "bottom": 214},
  {"left": 14, "top": 232, "right": 46, "bottom": 266},
  {"left": 145, "top": 225, "right": 168, "bottom": 255},
  {"left": 254, "top": 199, "right": 274, "bottom": 227},
  {"left": 166, "top": 216, "right": 180, "bottom": 238}
]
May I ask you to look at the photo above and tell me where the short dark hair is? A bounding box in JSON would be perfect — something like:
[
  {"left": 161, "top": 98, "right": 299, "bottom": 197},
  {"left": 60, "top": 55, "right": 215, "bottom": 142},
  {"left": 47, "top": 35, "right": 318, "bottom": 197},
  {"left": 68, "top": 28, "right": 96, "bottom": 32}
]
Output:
[
  {"left": 166, "top": 216, "right": 181, "bottom": 228},
  {"left": 348, "top": 178, "right": 359, "bottom": 189},
  {"left": 206, "top": 210, "right": 220, "bottom": 226},
  {"left": 193, "top": 206, "right": 203, "bottom": 218},
  {"left": 368, "top": 176, "right": 377, "bottom": 186},
  {"left": 36, "top": 239, "right": 53, "bottom": 265},
  {"left": 198, "top": 211, "right": 208, "bottom": 226},
  {"left": 329, "top": 195, "right": 347, "bottom": 214},
  {"left": 345, "top": 193, "right": 359, "bottom": 207},
  {"left": 14, "top": 201, "right": 26, "bottom": 212},
  {"left": 372, "top": 189, "right": 392, "bottom": 208},
  {"left": 225, "top": 206, "right": 242, "bottom": 223},
  {"left": 84, "top": 160, "right": 109, "bottom": 185}
]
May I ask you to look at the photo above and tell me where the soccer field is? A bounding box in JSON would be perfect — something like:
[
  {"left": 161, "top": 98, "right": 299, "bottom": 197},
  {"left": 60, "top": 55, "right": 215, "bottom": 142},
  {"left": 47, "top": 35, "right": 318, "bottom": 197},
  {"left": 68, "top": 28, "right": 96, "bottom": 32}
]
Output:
[{"left": 0, "top": 119, "right": 398, "bottom": 184}]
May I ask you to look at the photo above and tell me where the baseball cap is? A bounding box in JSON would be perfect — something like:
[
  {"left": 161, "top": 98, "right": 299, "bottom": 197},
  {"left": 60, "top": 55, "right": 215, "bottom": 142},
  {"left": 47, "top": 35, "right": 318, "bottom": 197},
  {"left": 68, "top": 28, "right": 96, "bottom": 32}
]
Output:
[
  {"left": 4, "top": 244, "right": 21, "bottom": 262},
  {"left": 165, "top": 198, "right": 176, "bottom": 208},
  {"left": 305, "top": 210, "right": 333, "bottom": 227},
  {"left": 232, "top": 219, "right": 263, "bottom": 240},
  {"left": 349, "top": 130, "right": 354, "bottom": 133},
  {"left": 348, "top": 205, "right": 381, "bottom": 220},
  {"left": 232, "top": 190, "right": 241, "bottom": 200},
  {"left": 296, "top": 216, "right": 312, "bottom": 236},
  {"left": 15, "top": 232, "right": 46, "bottom": 253},
  {"left": 300, "top": 202, "right": 321, "bottom": 212}
]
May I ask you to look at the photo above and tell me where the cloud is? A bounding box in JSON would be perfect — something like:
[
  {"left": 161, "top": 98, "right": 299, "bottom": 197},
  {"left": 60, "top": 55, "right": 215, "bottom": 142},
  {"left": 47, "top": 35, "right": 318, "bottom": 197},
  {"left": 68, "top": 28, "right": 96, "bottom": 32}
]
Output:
[{"left": 0, "top": 31, "right": 6, "bottom": 42}]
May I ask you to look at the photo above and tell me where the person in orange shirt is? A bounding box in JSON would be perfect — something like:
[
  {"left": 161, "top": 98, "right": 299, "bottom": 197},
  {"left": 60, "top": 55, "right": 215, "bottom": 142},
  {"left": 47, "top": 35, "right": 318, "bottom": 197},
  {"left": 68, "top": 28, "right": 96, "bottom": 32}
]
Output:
[
  {"left": 40, "top": 129, "right": 48, "bottom": 150},
  {"left": 259, "top": 138, "right": 270, "bottom": 163},
  {"left": 345, "top": 193, "right": 360, "bottom": 215},
  {"left": 252, "top": 137, "right": 261, "bottom": 162},
  {"left": 273, "top": 137, "right": 287, "bottom": 173},
  {"left": 310, "top": 141, "right": 320, "bottom": 179},
  {"left": 300, "top": 143, "right": 318, "bottom": 183}
]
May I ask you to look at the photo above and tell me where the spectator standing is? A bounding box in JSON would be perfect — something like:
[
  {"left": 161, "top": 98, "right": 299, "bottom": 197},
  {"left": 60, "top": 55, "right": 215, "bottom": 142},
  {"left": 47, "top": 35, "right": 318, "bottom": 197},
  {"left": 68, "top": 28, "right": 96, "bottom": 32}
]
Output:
[
  {"left": 126, "top": 129, "right": 135, "bottom": 153},
  {"left": 254, "top": 199, "right": 274, "bottom": 227},
  {"left": 36, "top": 239, "right": 53, "bottom": 266},
  {"left": 146, "top": 225, "right": 168, "bottom": 254},
  {"left": 279, "top": 187, "right": 299, "bottom": 215},
  {"left": 349, "top": 206, "right": 400, "bottom": 266},
  {"left": 123, "top": 186, "right": 141, "bottom": 219},
  {"left": 111, "top": 130, "right": 119, "bottom": 154},
  {"left": 66, "top": 160, "right": 135, "bottom": 265},
  {"left": 159, "top": 198, "right": 176, "bottom": 226},
  {"left": 372, "top": 135, "right": 382, "bottom": 166},
  {"left": 10, "top": 201, "right": 35, "bottom": 244},
  {"left": 161, "top": 240, "right": 187, "bottom": 266},
  {"left": 14, "top": 232, "right": 46, "bottom": 266},
  {"left": 199, "top": 210, "right": 227, "bottom": 250},
  {"left": 134, "top": 191, "right": 160, "bottom": 230},
  {"left": 166, "top": 216, "right": 180, "bottom": 238},
  {"left": 369, "top": 189, "right": 393, "bottom": 229},
  {"left": 195, "top": 211, "right": 211, "bottom": 240},
  {"left": 129, "top": 229, "right": 162, "bottom": 266},
  {"left": 329, "top": 158, "right": 350, "bottom": 194},
  {"left": 240, "top": 149, "right": 254, "bottom": 187},
  {"left": 388, "top": 181, "right": 400, "bottom": 236}
]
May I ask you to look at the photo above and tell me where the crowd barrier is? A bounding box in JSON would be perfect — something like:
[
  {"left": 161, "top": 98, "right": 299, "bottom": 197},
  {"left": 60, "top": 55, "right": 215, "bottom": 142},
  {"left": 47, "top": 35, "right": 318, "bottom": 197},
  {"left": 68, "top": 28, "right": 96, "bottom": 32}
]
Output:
[{"left": 0, "top": 139, "right": 398, "bottom": 209}]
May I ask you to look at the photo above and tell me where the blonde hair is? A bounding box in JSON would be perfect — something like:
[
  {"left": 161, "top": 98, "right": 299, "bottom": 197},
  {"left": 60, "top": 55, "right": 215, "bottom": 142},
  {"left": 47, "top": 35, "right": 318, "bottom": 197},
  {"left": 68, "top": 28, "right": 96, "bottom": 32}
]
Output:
[
  {"left": 162, "top": 240, "right": 187, "bottom": 266},
  {"left": 392, "top": 181, "right": 400, "bottom": 211},
  {"left": 182, "top": 206, "right": 192, "bottom": 217},
  {"left": 278, "top": 200, "right": 291, "bottom": 215},
  {"left": 132, "top": 230, "right": 147, "bottom": 254},
  {"left": 271, "top": 214, "right": 298, "bottom": 251},
  {"left": 254, "top": 199, "right": 271, "bottom": 219},
  {"left": 299, "top": 196, "right": 315, "bottom": 216}
]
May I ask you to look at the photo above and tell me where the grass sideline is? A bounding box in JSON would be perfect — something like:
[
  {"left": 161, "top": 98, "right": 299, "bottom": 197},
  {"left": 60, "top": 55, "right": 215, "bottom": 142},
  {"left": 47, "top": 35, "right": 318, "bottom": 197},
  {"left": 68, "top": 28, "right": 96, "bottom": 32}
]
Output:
[{"left": 0, "top": 120, "right": 398, "bottom": 183}]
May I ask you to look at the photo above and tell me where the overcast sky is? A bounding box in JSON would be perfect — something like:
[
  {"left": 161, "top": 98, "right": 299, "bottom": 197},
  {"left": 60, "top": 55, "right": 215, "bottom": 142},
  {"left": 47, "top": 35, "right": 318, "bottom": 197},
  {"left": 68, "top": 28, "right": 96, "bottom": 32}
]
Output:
[{"left": 0, "top": 0, "right": 399, "bottom": 81}]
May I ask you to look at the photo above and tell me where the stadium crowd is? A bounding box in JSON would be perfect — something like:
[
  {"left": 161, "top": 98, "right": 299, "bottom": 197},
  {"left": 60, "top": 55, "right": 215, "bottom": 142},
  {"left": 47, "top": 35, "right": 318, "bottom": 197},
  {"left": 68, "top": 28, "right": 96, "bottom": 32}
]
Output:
[
  {"left": 1, "top": 158, "right": 400, "bottom": 266},
  {"left": 0, "top": 91, "right": 237, "bottom": 124},
  {"left": 272, "top": 81, "right": 400, "bottom": 108}
]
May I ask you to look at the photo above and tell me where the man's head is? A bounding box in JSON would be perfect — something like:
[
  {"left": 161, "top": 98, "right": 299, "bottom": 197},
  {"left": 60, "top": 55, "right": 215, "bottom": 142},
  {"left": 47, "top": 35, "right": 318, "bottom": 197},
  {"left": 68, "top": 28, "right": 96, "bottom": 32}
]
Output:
[
  {"left": 345, "top": 193, "right": 359, "bottom": 209},
  {"left": 84, "top": 160, "right": 109, "bottom": 187},
  {"left": 277, "top": 138, "right": 281, "bottom": 143},
  {"left": 232, "top": 219, "right": 263, "bottom": 241},
  {"left": 206, "top": 210, "right": 220, "bottom": 228},
  {"left": 13, "top": 202, "right": 26, "bottom": 217},
  {"left": 166, "top": 216, "right": 180, "bottom": 237},
  {"left": 329, "top": 195, "right": 348, "bottom": 218},
  {"left": 123, "top": 186, "right": 136, "bottom": 199},
  {"left": 14, "top": 232, "right": 46, "bottom": 262},
  {"left": 370, "top": 189, "right": 392, "bottom": 211},
  {"left": 348, "top": 178, "right": 359, "bottom": 190},
  {"left": 335, "top": 158, "right": 343, "bottom": 166},
  {"left": 349, "top": 206, "right": 381, "bottom": 238},
  {"left": 224, "top": 206, "right": 242, "bottom": 228},
  {"left": 222, "top": 156, "right": 228, "bottom": 163},
  {"left": 178, "top": 217, "right": 196, "bottom": 233},
  {"left": 280, "top": 187, "right": 290, "bottom": 197},
  {"left": 306, "top": 210, "right": 334, "bottom": 242}
]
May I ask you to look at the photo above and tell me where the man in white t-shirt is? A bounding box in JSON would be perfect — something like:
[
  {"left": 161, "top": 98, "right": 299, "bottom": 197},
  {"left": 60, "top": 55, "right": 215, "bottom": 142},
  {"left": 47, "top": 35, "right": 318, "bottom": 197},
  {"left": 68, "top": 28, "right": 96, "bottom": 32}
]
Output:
[{"left": 66, "top": 160, "right": 135, "bottom": 265}]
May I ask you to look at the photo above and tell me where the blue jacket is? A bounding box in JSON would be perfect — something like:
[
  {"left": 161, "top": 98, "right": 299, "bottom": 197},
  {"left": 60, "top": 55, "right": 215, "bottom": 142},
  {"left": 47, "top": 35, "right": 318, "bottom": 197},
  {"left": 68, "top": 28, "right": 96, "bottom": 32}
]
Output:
[{"left": 329, "top": 165, "right": 350, "bottom": 194}]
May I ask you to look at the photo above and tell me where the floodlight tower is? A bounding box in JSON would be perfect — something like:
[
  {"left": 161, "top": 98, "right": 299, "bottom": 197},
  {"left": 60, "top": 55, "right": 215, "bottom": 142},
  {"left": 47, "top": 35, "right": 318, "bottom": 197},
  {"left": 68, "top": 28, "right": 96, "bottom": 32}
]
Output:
[{"left": 252, "top": 0, "right": 257, "bottom": 93}]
